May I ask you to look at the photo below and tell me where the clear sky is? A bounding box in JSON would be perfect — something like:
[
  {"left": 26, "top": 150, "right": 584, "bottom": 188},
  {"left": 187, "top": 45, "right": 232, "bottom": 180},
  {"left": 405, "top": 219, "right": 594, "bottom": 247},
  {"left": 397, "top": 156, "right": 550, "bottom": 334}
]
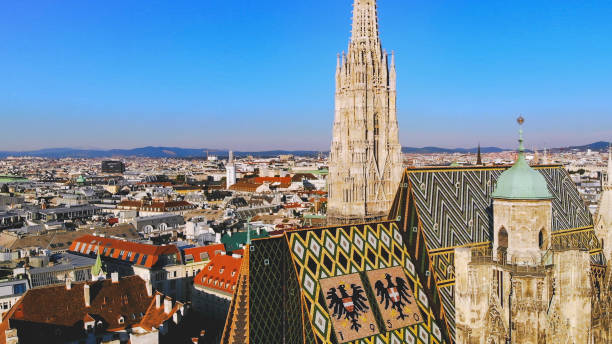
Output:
[{"left": 1, "top": 0, "right": 611, "bottom": 151}]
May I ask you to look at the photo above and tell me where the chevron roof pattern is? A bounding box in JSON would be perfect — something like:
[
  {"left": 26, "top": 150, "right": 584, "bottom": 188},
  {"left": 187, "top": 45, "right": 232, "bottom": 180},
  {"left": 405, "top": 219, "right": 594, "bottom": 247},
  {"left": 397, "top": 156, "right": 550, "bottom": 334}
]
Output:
[
  {"left": 401, "top": 165, "right": 592, "bottom": 250},
  {"left": 388, "top": 165, "right": 601, "bottom": 341}
]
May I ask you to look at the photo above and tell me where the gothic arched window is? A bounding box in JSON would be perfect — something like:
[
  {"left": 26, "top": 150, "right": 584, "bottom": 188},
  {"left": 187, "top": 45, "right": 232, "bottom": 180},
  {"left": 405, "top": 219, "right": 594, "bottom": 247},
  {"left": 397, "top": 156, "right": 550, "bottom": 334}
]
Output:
[{"left": 498, "top": 227, "right": 508, "bottom": 249}]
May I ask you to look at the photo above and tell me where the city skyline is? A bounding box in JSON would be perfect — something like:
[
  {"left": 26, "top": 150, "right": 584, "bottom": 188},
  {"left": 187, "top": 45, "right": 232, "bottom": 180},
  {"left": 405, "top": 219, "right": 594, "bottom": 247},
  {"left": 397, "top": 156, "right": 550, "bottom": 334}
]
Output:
[{"left": 2, "top": 0, "right": 612, "bottom": 151}]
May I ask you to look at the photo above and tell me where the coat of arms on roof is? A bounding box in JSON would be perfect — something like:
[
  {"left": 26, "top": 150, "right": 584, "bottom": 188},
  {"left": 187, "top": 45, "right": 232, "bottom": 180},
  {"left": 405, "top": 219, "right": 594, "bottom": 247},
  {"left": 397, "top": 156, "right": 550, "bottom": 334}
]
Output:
[
  {"left": 366, "top": 266, "right": 423, "bottom": 331},
  {"left": 319, "top": 273, "right": 379, "bottom": 343}
]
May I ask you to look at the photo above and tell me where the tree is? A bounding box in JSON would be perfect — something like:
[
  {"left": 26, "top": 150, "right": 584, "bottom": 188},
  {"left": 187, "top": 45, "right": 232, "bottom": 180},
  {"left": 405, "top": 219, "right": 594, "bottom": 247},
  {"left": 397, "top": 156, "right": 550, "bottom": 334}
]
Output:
[{"left": 0, "top": 184, "right": 8, "bottom": 193}]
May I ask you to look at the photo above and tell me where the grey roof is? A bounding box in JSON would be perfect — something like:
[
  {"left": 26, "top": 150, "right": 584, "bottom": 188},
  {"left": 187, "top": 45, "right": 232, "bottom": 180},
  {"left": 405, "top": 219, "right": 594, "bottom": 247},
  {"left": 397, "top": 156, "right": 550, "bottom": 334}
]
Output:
[{"left": 28, "top": 253, "right": 95, "bottom": 274}]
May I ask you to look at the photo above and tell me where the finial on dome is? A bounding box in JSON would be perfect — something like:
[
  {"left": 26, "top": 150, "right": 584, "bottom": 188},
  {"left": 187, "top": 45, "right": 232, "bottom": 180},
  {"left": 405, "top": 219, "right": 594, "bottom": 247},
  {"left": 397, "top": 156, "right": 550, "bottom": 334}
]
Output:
[{"left": 517, "top": 115, "right": 525, "bottom": 155}]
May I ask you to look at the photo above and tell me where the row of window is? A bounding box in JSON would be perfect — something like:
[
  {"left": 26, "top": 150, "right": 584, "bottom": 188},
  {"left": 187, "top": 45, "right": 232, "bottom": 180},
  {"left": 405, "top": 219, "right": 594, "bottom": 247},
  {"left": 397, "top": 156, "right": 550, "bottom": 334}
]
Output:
[{"left": 74, "top": 241, "right": 149, "bottom": 265}]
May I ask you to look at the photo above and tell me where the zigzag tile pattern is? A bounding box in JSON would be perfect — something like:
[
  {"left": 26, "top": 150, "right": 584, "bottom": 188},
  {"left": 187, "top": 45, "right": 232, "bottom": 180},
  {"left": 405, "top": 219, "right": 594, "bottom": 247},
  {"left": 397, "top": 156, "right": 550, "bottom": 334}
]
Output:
[
  {"left": 390, "top": 165, "right": 598, "bottom": 342},
  {"left": 406, "top": 166, "right": 593, "bottom": 251}
]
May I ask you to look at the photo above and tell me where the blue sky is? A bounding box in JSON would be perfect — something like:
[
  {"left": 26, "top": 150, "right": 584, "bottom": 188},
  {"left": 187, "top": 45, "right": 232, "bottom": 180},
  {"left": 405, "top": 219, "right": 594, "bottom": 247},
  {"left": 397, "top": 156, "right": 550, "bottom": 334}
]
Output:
[{"left": 1, "top": 0, "right": 611, "bottom": 151}]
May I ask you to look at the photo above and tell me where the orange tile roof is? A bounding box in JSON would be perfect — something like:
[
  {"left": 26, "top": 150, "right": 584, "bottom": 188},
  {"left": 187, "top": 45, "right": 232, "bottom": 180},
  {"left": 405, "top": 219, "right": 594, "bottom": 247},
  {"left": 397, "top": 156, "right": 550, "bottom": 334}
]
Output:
[
  {"left": 183, "top": 243, "right": 225, "bottom": 263},
  {"left": 229, "top": 181, "right": 262, "bottom": 192},
  {"left": 193, "top": 253, "right": 243, "bottom": 295},
  {"left": 69, "top": 235, "right": 181, "bottom": 268},
  {"left": 138, "top": 294, "right": 181, "bottom": 331},
  {"left": 253, "top": 177, "right": 291, "bottom": 185}
]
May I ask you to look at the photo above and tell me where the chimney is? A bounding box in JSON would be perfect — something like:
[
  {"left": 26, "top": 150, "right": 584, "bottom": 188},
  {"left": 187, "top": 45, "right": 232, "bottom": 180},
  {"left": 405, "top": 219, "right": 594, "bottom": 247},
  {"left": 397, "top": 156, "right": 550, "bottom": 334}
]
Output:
[
  {"left": 155, "top": 294, "right": 161, "bottom": 308},
  {"left": 111, "top": 272, "right": 119, "bottom": 283},
  {"left": 164, "top": 297, "right": 172, "bottom": 314},
  {"left": 84, "top": 284, "right": 91, "bottom": 307},
  {"left": 146, "top": 280, "right": 153, "bottom": 297},
  {"left": 66, "top": 278, "right": 72, "bottom": 290}
]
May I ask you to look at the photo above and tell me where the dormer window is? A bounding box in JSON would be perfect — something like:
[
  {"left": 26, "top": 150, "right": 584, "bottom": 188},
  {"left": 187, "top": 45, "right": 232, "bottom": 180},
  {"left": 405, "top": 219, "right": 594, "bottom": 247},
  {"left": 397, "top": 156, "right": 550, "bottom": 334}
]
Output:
[
  {"left": 118, "top": 316, "right": 124, "bottom": 324},
  {"left": 219, "top": 268, "right": 224, "bottom": 274},
  {"left": 231, "top": 271, "right": 236, "bottom": 277},
  {"left": 208, "top": 265, "right": 213, "bottom": 271}
]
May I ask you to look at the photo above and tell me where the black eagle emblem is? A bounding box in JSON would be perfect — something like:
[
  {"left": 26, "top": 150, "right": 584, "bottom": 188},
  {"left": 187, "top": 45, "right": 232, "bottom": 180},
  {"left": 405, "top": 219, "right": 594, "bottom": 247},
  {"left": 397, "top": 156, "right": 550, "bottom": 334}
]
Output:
[
  {"left": 326, "top": 284, "right": 369, "bottom": 332},
  {"left": 374, "top": 273, "right": 412, "bottom": 320}
]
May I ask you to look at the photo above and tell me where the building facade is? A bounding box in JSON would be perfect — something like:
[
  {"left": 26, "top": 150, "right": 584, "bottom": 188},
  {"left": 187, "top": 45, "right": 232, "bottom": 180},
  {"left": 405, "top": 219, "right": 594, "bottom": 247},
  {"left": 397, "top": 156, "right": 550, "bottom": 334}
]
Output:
[{"left": 327, "top": 0, "right": 403, "bottom": 223}]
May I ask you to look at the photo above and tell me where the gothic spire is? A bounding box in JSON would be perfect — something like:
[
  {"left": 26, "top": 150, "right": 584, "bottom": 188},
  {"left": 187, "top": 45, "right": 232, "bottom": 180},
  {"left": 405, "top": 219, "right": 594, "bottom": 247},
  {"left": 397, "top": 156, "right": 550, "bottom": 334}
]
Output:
[
  {"left": 91, "top": 245, "right": 105, "bottom": 280},
  {"left": 351, "top": 0, "right": 380, "bottom": 44},
  {"left": 476, "top": 143, "right": 482, "bottom": 165}
]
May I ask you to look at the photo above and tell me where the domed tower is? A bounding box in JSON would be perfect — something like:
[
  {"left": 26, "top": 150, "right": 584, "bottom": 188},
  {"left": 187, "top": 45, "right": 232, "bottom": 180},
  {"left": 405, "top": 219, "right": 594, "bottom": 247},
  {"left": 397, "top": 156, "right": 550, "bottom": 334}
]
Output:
[{"left": 491, "top": 117, "right": 553, "bottom": 265}]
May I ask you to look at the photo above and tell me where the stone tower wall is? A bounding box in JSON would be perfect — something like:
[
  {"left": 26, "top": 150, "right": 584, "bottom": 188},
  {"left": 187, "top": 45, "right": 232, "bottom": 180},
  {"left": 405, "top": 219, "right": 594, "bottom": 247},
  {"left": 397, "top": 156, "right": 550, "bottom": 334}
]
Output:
[{"left": 327, "top": 0, "right": 403, "bottom": 223}]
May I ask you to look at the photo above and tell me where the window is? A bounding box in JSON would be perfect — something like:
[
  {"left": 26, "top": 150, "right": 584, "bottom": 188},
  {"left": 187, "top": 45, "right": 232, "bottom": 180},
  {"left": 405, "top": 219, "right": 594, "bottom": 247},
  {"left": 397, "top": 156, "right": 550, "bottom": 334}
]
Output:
[
  {"left": 140, "top": 255, "right": 148, "bottom": 265},
  {"left": 133, "top": 253, "right": 140, "bottom": 262},
  {"left": 498, "top": 228, "right": 508, "bottom": 248},
  {"left": 200, "top": 252, "right": 209, "bottom": 261},
  {"left": 74, "top": 242, "right": 81, "bottom": 252},
  {"left": 119, "top": 250, "right": 125, "bottom": 258},
  {"left": 539, "top": 230, "right": 544, "bottom": 249},
  {"left": 173, "top": 271, "right": 177, "bottom": 278},
  {"left": 109, "top": 248, "right": 115, "bottom": 257},
  {"left": 127, "top": 251, "right": 132, "bottom": 260},
  {"left": 185, "top": 254, "right": 194, "bottom": 262},
  {"left": 103, "top": 247, "right": 108, "bottom": 256},
  {"left": 13, "top": 283, "right": 26, "bottom": 295}
]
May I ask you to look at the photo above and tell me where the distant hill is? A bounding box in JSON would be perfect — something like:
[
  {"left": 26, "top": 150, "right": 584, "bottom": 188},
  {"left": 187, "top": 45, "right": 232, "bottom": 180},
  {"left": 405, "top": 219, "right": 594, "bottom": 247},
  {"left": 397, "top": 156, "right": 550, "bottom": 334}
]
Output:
[
  {"left": 0, "top": 147, "right": 322, "bottom": 159},
  {"left": 401, "top": 146, "right": 505, "bottom": 154},
  {"left": 551, "top": 141, "right": 610, "bottom": 152},
  {"left": 1, "top": 142, "right": 607, "bottom": 159}
]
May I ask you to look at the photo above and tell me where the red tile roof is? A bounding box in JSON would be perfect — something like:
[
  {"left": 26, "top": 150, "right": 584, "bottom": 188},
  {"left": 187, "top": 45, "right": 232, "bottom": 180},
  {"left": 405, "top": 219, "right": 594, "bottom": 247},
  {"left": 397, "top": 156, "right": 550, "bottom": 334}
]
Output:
[
  {"left": 69, "top": 235, "right": 181, "bottom": 268},
  {"left": 193, "top": 253, "right": 243, "bottom": 295},
  {"left": 229, "top": 181, "right": 262, "bottom": 192},
  {"left": 117, "top": 200, "right": 195, "bottom": 211},
  {"left": 253, "top": 177, "right": 291, "bottom": 185},
  {"left": 183, "top": 243, "right": 225, "bottom": 263},
  {"left": 0, "top": 276, "right": 180, "bottom": 344}
]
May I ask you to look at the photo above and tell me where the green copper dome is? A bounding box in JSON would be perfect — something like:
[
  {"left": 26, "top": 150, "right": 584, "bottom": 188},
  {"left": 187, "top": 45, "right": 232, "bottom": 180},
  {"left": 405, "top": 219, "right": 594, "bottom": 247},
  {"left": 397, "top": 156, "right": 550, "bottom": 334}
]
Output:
[{"left": 491, "top": 117, "right": 552, "bottom": 200}]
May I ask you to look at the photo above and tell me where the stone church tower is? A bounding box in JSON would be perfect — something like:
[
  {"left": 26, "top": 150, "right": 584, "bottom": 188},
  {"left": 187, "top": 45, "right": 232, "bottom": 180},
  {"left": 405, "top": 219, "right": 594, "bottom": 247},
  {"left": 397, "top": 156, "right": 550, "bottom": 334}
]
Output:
[
  {"left": 455, "top": 119, "right": 596, "bottom": 343},
  {"left": 327, "top": 0, "right": 403, "bottom": 223},
  {"left": 595, "top": 144, "right": 612, "bottom": 260}
]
